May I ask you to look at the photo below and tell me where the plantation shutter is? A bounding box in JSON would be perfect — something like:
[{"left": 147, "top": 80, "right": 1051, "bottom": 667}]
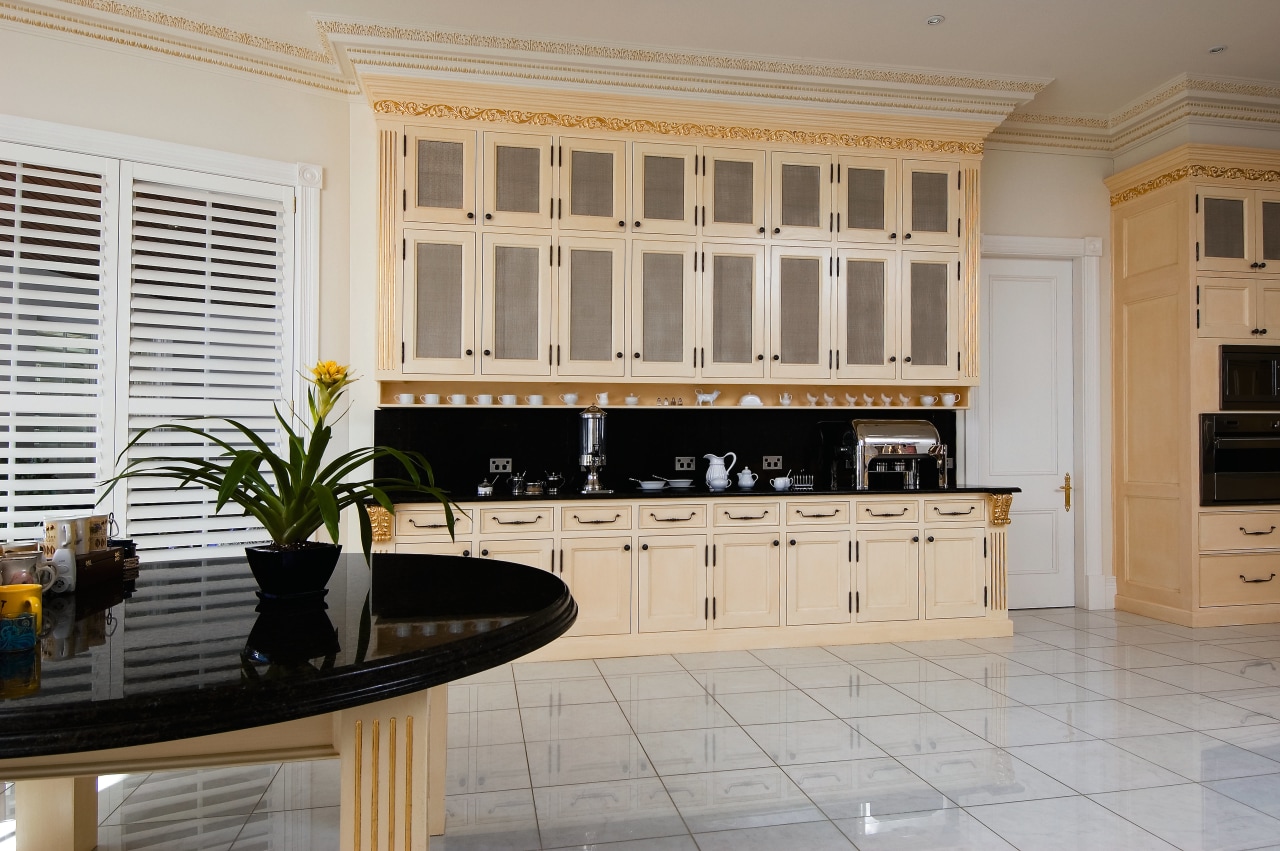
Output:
[
  {"left": 0, "top": 146, "right": 114, "bottom": 541},
  {"left": 121, "top": 165, "right": 294, "bottom": 553}
]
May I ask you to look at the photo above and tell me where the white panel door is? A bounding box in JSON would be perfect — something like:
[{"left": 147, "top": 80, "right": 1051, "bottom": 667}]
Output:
[{"left": 970, "top": 258, "right": 1075, "bottom": 608}]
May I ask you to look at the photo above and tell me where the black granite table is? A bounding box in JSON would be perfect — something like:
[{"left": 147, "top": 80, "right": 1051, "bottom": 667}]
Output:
[{"left": 0, "top": 552, "right": 576, "bottom": 851}]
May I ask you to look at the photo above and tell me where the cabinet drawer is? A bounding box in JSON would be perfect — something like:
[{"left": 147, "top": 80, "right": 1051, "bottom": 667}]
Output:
[
  {"left": 924, "top": 498, "right": 986, "bottom": 523},
  {"left": 396, "top": 506, "right": 473, "bottom": 537},
  {"left": 395, "top": 541, "right": 473, "bottom": 557},
  {"left": 787, "top": 501, "right": 850, "bottom": 525},
  {"left": 1200, "top": 512, "right": 1280, "bottom": 552},
  {"left": 638, "top": 504, "right": 707, "bottom": 529},
  {"left": 479, "top": 507, "right": 553, "bottom": 534},
  {"left": 1200, "top": 554, "right": 1280, "bottom": 606},
  {"left": 562, "top": 506, "right": 633, "bottom": 532},
  {"left": 855, "top": 499, "right": 919, "bottom": 523},
  {"left": 714, "top": 502, "right": 780, "bottom": 527}
]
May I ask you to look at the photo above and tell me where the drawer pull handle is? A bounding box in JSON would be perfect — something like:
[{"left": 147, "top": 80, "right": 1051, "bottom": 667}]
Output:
[
  {"left": 651, "top": 512, "right": 696, "bottom": 522},
  {"left": 726, "top": 511, "right": 770, "bottom": 520},
  {"left": 574, "top": 513, "right": 622, "bottom": 525},
  {"left": 797, "top": 510, "right": 838, "bottom": 518},
  {"left": 1240, "top": 573, "right": 1277, "bottom": 583},
  {"left": 934, "top": 507, "right": 975, "bottom": 516},
  {"left": 866, "top": 508, "right": 908, "bottom": 517},
  {"left": 408, "top": 520, "right": 448, "bottom": 528},
  {"left": 493, "top": 515, "right": 542, "bottom": 525},
  {"left": 1240, "top": 526, "right": 1277, "bottom": 536}
]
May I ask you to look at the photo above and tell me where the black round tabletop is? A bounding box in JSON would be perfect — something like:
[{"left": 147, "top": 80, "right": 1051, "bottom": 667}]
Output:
[{"left": 0, "top": 552, "right": 576, "bottom": 760}]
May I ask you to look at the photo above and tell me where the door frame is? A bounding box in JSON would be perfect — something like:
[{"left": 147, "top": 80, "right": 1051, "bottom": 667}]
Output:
[{"left": 971, "top": 235, "right": 1112, "bottom": 610}]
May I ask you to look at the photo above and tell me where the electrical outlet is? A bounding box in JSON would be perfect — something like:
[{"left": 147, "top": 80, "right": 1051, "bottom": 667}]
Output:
[
  {"left": 762, "top": 455, "right": 782, "bottom": 470},
  {"left": 489, "top": 458, "right": 512, "bottom": 473},
  {"left": 675, "top": 456, "right": 696, "bottom": 471}
]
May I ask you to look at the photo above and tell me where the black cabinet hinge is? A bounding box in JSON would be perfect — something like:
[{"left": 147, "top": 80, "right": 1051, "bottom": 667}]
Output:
[
  {"left": 855, "top": 591, "right": 860, "bottom": 613},
  {"left": 984, "top": 586, "right": 989, "bottom": 607},
  {"left": 704, "top": 597, "right": 709, "bottom": 619},
  {"left": 1196, "top": 285, "right": 1200, "bottom": 305},
  {"left": 957, "top": 217, "right": 961, "bottom": 238},
  {"left": 1197, "top": 309, "right": 1201, "bottom": 329},
  {"left": 1196, "top": 242, "right": 1200, "bottom": 261},
  {"left": 984, "top": 537, "right": 988, "bottom": 558},
  {"left": 400, "top": 341, "right": 405, "bottom": 363},
  {"left": 402, "top": 238, "right": 406, "bottom": 260},
  {"left": 849, "top": 591, "right": 853, "bottom": 613},
  {"left": 849, "top": 540, "right": 852, "bottom": 562},
  {"left": 957, "top": 171, "right": 962, "bottom": 190},
  {"left": 403, "top": 135, "right": 406, "bottom": 157},
  {"left": 855, "top": 540, "right": 860, "bottom": 562},
  {"left": 1196, "top": 194, "right": 1200, "bottom": 214},
  {"left": 402, "top": 189, "right": 406, "bottom": 211}
]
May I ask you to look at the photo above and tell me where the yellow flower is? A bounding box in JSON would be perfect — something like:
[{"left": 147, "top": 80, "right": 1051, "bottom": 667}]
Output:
[
  {"left": 311, "top": 360, "right": 348, "bottom": 388},
  {"left": 307, "top": 360, "right": 356, "bottom": 422}
]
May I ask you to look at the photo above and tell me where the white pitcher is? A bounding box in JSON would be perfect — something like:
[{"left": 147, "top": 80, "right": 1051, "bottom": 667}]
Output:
[{"left": 703, "top": 452, "right": 736, "bottom": 491}]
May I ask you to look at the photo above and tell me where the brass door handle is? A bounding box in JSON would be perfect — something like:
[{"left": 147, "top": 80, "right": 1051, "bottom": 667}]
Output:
[{"left": 1057, "top": 473, "right": 1072, "bottom": 512}]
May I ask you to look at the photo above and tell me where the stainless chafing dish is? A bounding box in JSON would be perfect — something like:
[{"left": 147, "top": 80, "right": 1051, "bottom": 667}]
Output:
[{"left": 852, "top": 419, "right": 948, "bottom": 490}]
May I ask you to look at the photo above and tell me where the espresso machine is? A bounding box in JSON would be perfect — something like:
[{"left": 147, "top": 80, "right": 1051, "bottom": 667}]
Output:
[{"left": 579, "top": 405, "right": 612, "bottom": 494}]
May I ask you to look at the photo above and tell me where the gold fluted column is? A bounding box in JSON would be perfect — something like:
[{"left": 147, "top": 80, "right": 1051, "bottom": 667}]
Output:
[
  {"left": 377, "top": 128, "right": 400, "bottom": 372},
  {"left": 962, "top": 165, "right": 982, "bottom": 380}
]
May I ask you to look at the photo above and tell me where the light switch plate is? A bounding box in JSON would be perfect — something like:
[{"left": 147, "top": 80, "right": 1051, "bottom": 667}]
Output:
[
  {"left": 675, "top": 456, "right": 696, "bottom": 471},
  {"left": 490, "top": 458, "right": 512, "bottom": 473},
  {"left": 762, "top": 455, "right": 782, "bottom": 470}
]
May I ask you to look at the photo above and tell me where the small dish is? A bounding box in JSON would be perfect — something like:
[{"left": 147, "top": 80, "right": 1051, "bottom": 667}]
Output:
[
  {"left": 638, "top": 481, "right": 667, "bottom": 491},
  {"left": 738, "top": 393, "right": 763, "bottom": 406},
  {"left": 666, "top": 478, "right": 694, "bottom": 488}
]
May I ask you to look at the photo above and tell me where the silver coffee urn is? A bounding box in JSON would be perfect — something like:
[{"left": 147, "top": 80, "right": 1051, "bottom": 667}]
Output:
[{"left": 579, "top": 405, "right": 612, "bottom": 494}]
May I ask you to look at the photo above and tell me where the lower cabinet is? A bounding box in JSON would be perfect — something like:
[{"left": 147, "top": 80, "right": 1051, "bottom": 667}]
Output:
[
  {"left": 855, "top": 529, "right": 920, "bottom": 622},
  {"left": 638, "top": 534, "right": 707, "bottom": 633},
  {"left": 922, "top": 526, "right": 987, "bottom": 619},
  {"left": 639, "top": 532, "right": 784, "bottom": 632},
  {"left": 560, "top": 536, "right": 633, "bottom": 636},
  {"left": 785, "top": 530, "right": 852, "bottom": 625},
  {"left": 478, "top": 537, "right": 554, "bottom": 572},
  {"left": 394, "top": 541, "right": 473, "bottom": 557},
  {"left": 712, "top": 532, "right": 782, "bottom": 629}
]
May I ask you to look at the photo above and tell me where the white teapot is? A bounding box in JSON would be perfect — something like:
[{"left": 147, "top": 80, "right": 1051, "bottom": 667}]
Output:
[
  {"left": 703, "top": 452, "right": 736, "bottom": 491},
  {"left": 737, "top": 467, "right": 758, "bottom": 489}
]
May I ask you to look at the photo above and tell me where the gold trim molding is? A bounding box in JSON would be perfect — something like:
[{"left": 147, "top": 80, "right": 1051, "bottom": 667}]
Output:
[
  {"left": 989, "top": 494, "right": 1014, "bottom": 527},
  {"left": 373, "top": 101, "right": 984, "bottom": 154},
  {"left": 1111, "top": 164, "right": 1280, "bottom": 206},
  {"left": 368, "top": 505, "right": 394, "bottom": 543}
]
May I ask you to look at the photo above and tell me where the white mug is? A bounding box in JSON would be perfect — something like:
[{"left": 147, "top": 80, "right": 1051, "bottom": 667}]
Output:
[
  {"left": 525, "top": 395, "right": 544, "bottom": 406},
  {"left": 920, "top": 395, "right": 938, "bottom": 406},
  {"left": 395, "top": 393, "right": 415, "bottom": 405},
  {"left": 421, "top": 393, "right": 440, "bottom": 405},
  {"left": 779, "top": 392, "right": 793, "bottom": 406},
  {"left": 473, "top": 394, "right": 494, "bottom": 406},
  {"left": 770, "top": 477, "right": 792, "bottom": 491},
  {"left": 499, "top": 394, "right": 517, "bottom": 406},
  {"left": 595, "top": 392, "right": 609, "bottom": 406},
  {"left": 559, "top": 393, "right": 578, "bottom": 405},
  {"left": 448, "top": 393, "right": 467, "bottom": 405},
  {"left": 941, "top": 392, "right": 960, "bottom": 407}
]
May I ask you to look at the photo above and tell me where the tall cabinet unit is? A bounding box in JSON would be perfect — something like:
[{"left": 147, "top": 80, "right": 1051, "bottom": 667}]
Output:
[{"left": 1108, "top": 144, "right": 1280, "bottom": 627}]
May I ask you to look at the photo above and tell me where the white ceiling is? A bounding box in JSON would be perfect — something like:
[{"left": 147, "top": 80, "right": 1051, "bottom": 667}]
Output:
[{"left": 142, "top": 0, "right": 1280, "bottom": 117}]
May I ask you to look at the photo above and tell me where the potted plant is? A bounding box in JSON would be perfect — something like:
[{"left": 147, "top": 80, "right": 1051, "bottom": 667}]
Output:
[{"left": 102, "top": 361, "right": 452, "bottom": 598}]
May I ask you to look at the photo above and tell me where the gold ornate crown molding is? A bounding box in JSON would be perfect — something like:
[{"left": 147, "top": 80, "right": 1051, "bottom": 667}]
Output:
[
  {"left": 1110, "top": 164, "right": 1280, "bottom": 206},
  {"left": 373, "top": 100, "right": 985, "bottom": 154}
]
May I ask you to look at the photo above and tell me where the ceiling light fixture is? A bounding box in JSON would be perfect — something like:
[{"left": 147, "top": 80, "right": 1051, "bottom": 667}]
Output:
[
  {"left": 1209, "top": 45, "right": 1228, "bottom": 54},
  {"left": 926, "top": 15, "right": 945, "bottom": 25}
]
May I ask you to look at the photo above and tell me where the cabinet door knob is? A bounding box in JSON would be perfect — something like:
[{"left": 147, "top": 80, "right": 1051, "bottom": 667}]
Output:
[
  {"left": 904, "top": 356, "right": 912, "bottom": 362},
  {"left": 1261, "top": 262, "right": 1268, "bottom": 269},
  {"left": 903, "top": 232, "right": 912, "bottom": 240},
  {"left": 616, "top": 352, "right": 623, "bottom": 358},
  {"left": 481, "top": 549, "right": 489, "bottom": 556},
  {"left": 772, "top": 354, "right": 780, "bottom": 361},
  {"left": 484, "top": 349, "right": 492, "bottom": 356},
  {"left": 465, "top": 349, "right": 473, "bottom": 356},
  {"left": 773, "top": 227, "right": 781, "bottom": 234},
  {"left": 634, "top": 352, "right": 641, "bottom": 358},
  {"left": 889, "top": 232, "right": 897, "bottom": 239},
  {"left": 758, "top": 227, "right": 766, "bottom": 234},
  {"left": 927, "top": 536, "right": 935, "bottom": 543},
  {"left": 773, "top": 539, "right": 780, "bottom": 546},
  {"left": 484, "top": 213, "right": 493, "bottom": 220},
  {"left": 1252, "top": 262, "right": 1261, "bottom": 269},
  {"left": 888, "top": 356, "right": 896, "bottom": 363},
  {"left": 624, "top": 544, "right": 631, "bottom": 551},
  {"left": 618, "top": 220, "right": 626, "bottom": 228},
  {"left": 467, "top": 212, "right": 475, "bottom": 220},
  {"left": 462, "top": 549, "right": 471, "bottom": 557},
  {"left": 641, "top": 543, "right": 649, "bottom": 550},
  {"left": 1264, "top": 329, "right": 1270, "bottom": 335},
  {"left": 634, "top": 220, "right": 641, "bottom": 228},
  {"left": 757, "top": 354, "right": 764, "bottom": 361},
  {"left": 789, "top": 539, "right": 796, "bottom": 546}
]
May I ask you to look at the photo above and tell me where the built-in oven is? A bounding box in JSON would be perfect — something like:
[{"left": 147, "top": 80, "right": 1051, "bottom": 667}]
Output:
[
  {"left": 1221, "top": 345, "right": 1280, "bottom": 410},
  {"left": 1202, "top": 413, "right": 1280, "bottom": 505}
]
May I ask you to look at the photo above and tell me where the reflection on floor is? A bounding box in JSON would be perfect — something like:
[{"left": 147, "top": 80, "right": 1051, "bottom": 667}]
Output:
[{"left": 9, "top": 607, "right": 1280, "bottom": 849}]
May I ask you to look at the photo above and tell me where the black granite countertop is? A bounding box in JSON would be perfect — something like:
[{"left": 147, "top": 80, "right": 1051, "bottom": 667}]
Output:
[
  {"left": 0, "top": 553, "right": 574, "bottom": 760},
  {"left": 443, "top": 485, "right": 1020, "bottom": 503}
]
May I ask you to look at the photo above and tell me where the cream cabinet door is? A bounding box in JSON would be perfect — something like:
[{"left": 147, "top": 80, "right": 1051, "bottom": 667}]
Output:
[
  {"left": 923, "top": 526, "right": 987, "bottom": 619},
  {"left": 768, "top": 245, "right": 832, "bottom": 379},
  {"left": 481, "top": 233, "right": 553, "bottom": 376},
  {"left": 404, "top": 126, "right": 476, "bottom": 226},
  {"left": 482, "top": 132, "right": 553, "bottom": 228},
  {"left": 1198, "top": 186, "right": 1255, "bottom": 273},
  {"left": 702, "top": 147, "right": 767, "bottom": 239},
  {"left": 1257, "top": 280, "right": 1280, "bottom": 336},
  {"left": 836, "top": 156, "right": 898, "bottom": 245},
  {"left": 558, "top": 137, "right": 628, "bottom": 233},
  {"left": 561, "top": 536, "right": 633, "bottom": 636},
  {"left": 855, "top": 530, "right": 920, "bottom": 623},
  {"left": 1260, "top": 191, "right": 1280, "bottom": 268},
  {"left": 700, "top": 243, "right": 766, "bottom": 378},
  {"left": 478, "top": 538, "right": 555, "bottom": 572},
  {"left": 1198, "top": 276, "right": 1256, "bottom": 338},
  {"left": 770, "top": 152, "right": 831, "bottom": 242},
  {"left": 556, "top": 237, "right": 626, "bottom": 377},
  {"left": 901, "top": 160, "right": 960, "bottom": 248},
  {"left": 395, "top": 541, "right": 474, "bottom": 557},
  {"left": 632, "top": 142, "right": 697, "bottom": 236},
  {"left": 835, "top": 249, "right": 897, "bottom": 380},
  {"left": 712, "top": 532, "right": 781, "bottom": 629},
  {"left": 784, "top": 530, "right": 851, "bottom": 626},
  {"left": 900, "top": 252, "right": 959, "bottom": 380},
  {"left": 403, "top": 229, "right": 477, "bottom": 375},
  {"left": 631, "top": 241, "right": 697, "bottom": 377},
  {"left": 638, "top": 534, "right": 708, "bottom": 633}
]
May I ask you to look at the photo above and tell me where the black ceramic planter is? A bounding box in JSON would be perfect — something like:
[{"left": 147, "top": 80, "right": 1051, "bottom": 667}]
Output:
[{"left": 244, "top": 543, "right": 341, "bottom": 600}]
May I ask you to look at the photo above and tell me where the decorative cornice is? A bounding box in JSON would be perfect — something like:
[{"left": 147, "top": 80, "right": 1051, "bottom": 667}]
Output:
[
  {"left": 1110, "top": 164, "right": 1280, "bottom": 206},
  {"left": 372, "top": 100, "right": 985, "bottom": 154}
]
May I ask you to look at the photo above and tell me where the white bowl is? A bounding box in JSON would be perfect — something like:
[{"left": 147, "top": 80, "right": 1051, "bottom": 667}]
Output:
[
  {"left": 638, "top": 481, "right": 667, "bottom": 491},
  {"left": 666, "top": 478, "right": 694, "bottom": 488}
]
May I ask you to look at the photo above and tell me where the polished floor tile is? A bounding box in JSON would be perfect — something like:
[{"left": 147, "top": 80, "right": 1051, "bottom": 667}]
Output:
[
  {"left": 942, "top": 705, "right": 1095, "bottom": 747},
  {"left": 516, "top": 676, "right": 614, "bottom": 707},
  {"left": 982, "top": 673, "right": 1109, "bottom": 705},
  {"left": 637, "top": 726, "right": 773, "bottom": 775},
  {"left": 442, "top": 789, "right": 540, "bottom": 851},
  {"left": 1202, "top": 721, "right": 1280, "bottom": 761},
  {"left": 525, "top": 734, "right": 654, "bottom": 787},
  {"left": 835, "top": 806, "right": 1016, "bottom": 850},
  {"left": 784, "top": 756, "right": 954, "bottom": 819},
  {"left": 618, "top": 693, "right": 737, "bottom": 733},
  {"left": 254, "top": 760, "right": 339, "bottom": 812},
  {"left": 231, "top": 807, "right": 340, "bottom": 851},
  {"left": 851, "top": 659, "right": 965, "bottom": 684},
  {"left": 896, "top": 747, "right": 1075, "bottom": 806},
  {"left": 690, "top": 665, "right": 790, "bottom": 695},
  {"left": 967, "top": 795, "right": 1177, "bottom": 850},
  {"left": 604, "top": 671, "right": 705, "bottom": 702},
  {"left": 1091, "top": 782, "right": 1280, "bottom": 851},
  {"left": 694, "top": 818, "right": 857, "bottom": 851},
  {"left": 519, "top": 700, "right": 632, "bottom": 741},
  {"left": 660, "top": 765, "right": 824, "bottom": 832},
  {"left": 743, "top": 718, "right": 888, "bottom": 765},
  {"left": 449, "top": 707, "right": 526, "bottom": 747},
  {"left": 715, "top": 688, "right": 834, "bottom": 725},
  {"left": 849, "top": 711, "right": 993, "bottom": 755},
  {"left": 805, "top": 683, "right": 927, "bottom": 718},
  {"left": 532, "top": 778, "right": 686, "bottom": 848},
  {"left": 447, "top": 742, "right": 531, "bottom": 794},
  {"left": 1007, "top": 739, "right": 1187, "bottom": 794},
  {"left": 1124, "top": 692, "right": 1278, "bottom": 730},
  {"left": 1108, "top": 730, "right": 1280, "bottom": 781},
  {"left": 775, "top": 662, "right": 882, "bottom": 690},
  {"left": 891, "top": 679, "right": 1017, "bottom": 712},
  {"left": 932, "top": 653, "right": 1044, "bottom": 679},
  {"left": 1205, "top": 771, "right": 1280, "bottom": 820},
  {"left": 1034, "top": 699, "right": 1188, "bottom": 739}
]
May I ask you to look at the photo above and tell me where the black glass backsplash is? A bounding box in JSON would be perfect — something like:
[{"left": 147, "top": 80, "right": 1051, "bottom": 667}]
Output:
[{"left": 375, "top": 407, "right": 956, "bottom": 496}]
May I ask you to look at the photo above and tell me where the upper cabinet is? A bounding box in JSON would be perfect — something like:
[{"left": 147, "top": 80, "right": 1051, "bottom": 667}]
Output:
[
  {"left": 402, "top": 228, "right": 476, "bottom": 374},
  {"left": 700, "top": 244, "right": 766, "bottom": 378},
  {"left": 770, "top": 152, "right": 831, "bottom": 242},
  {"left": 482, "top": 132, "right": 554, "bottom": 228},
  {"left": 703, "top": 148, "right": 767, "bottom": 239},
  {"left": 1197, "top": 187, "right": 1280, "bottom": 274},
  {"left": 557, "top": 237, "right": 627, "bottom": 376},
  {"left": 480, "top": 233, "right": 553, "bottom": 375},
  {"left": 632, "top": 142, "right": 698, "bottom": 236},
  {"left": 901, "top": 252, "right": 960, "bottom": 380},
  {"left": 559, "top": 138, "right": 628, "bottom": 233},
  {"left": 404, "top": 127, "right": 477, "bottom": 226},
  {"left": 900, "top": 160, "right": 961, "bottom": 248},
  {"left": 630, "top": 240, "right": 697, "bottom": 377},
  {"left": 836, "top": 156, "right": 898, "bottom": 245}
]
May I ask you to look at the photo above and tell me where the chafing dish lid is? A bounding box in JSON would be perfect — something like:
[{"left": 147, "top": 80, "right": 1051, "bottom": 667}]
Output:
[{"left": 852, "top": 419, "right": 941, "bottom": 452}]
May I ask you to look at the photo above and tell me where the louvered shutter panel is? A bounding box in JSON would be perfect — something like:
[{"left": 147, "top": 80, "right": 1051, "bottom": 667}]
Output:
[
  {"left": 0, "top": 152, "right": 112, "bottom": 540},
  {"left": 123, "top": 172, "right": 292, "bottom": 553}
]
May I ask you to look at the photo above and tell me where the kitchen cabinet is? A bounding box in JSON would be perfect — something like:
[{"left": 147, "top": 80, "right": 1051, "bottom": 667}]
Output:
[
  {"left": 630, "top": 240, "right": 697, "bottom": 377},
  {"left": 395, "top": 541, "right": 473, "bottom": 557},
  {"left": 768, "top": 244, "right": 832, "bottom": 379},
  {"left": 784, "top": 529, "right": 852, "bottom": 626},
  {"left": 699, "top": 243, "right": 767, "bottom": 378},
  {"left": 477, "top": 537, "right": 555, "bottom": 572},
  {"left": 702, "top": 147, "right": 767, "bottom": 239},
  {"left": 1197, "top": 186, "right": 1280, "bottom": 274},
  {"left": 481, "top": 132, "right": 553, "bottom": 229},
  {"left": 555, "top": 236, "right": 627, "bottom": 376},
  {"left": 922, "top": 526, "right": 987, "bottom": 619},
  {"left": 480, "top": 233, "right": 553, "bottom": 376},
  {"left": 558, "top": 137, "right": 628, "bottom": 233},
  {"left": 711, "top": 532, "right": 781, "bottom": 629},
  {"left": 901, "top": 160, "right": 962, "bottom": 248},
  {"left": 560, "top": 536, "right": 633, "bottom": 636},
  {"left": 402, "top": 229, "right": 477, "bottom": 375},
  {"left": 835, "top": 157, "right": 961, "bottom": 249},
  {"left": 638, "top": 534, "right": 707, "bottom": 633},
  {"left": 404, "top": 125, "right": 477, "bottom": 226},
  {"left": 835, "top": 249, "right": 897, "bottom": 380},
  {"left": 855, "top": 529, "right": 920, "bottom": 622},
  {"left": 1197, "top": 275, "right": 1280, "bottom": 338},
  {"left": 900, "top": 252, "right": 961, "bottom": 380},
  {"left": 836, "top": 156, "right": 898, "bottom": 245},
  {"left": 769, "top": 151, "right": 831, "bottom": 242},
  {"left": 632, "top": 142, "right": 697, "bottom": 236}
]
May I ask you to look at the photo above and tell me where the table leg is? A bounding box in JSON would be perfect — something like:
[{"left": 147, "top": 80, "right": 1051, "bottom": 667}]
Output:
[{"left": 14, "top": 776, "right": 96, "bottom": 851}]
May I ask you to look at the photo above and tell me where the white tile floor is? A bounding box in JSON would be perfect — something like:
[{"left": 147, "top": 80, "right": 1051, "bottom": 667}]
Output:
[{"left": 10, "top": 607, "right": 1280, "bottom": 849}]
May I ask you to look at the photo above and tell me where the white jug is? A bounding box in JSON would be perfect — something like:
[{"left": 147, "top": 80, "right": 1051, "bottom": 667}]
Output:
[{"left": 703, "top": 452, "right": 737, "bottom": 491}]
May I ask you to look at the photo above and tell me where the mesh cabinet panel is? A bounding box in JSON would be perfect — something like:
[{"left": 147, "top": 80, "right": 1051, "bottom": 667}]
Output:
[
  {"left": 643, "top": 156, "right": 686, "bottom": 221},
  {"left": 781, "top": 164, "right": 821, "bottom": 228},
  {"left": 846, "top": 259, "right": 886, "bottom": 365},
  {"left": 495, "top": 146, "right": 541, "bottom": 213},
  {"left": 416, "top": 140, "right": 464, "bottom": 210},
  {"left": 847, "top": 167, "right": 886, "bottom": 231},
  {"left": 714, "top": 160, "right": 754, "bottom": 224},
  {"left": 1204, "top": 198, "right": 1246, "bottom": 258},
  {"left": 568, "top": 249, "right": 613, "bottom": 362},
  {"left": 911, "top": 171, "right": 949, "bottom": 233},
  {"left": 779, "top": 257, "right": 821, "bottom": 364},
  {"left": 641, "top": 253, "right": 686, "bottom": 362},
  {"left": 909, "top": 261, "right": 949, "bottom": 366},
  {"left": 414, "top": 242, "right": 464, "bottom": 359},
  {"left": 1261, "top": 201, "right": 1280, "bottom": 260},
  {"left": 712, "top": 255, "right": 754, "bottom": 364},
  {"left": 493, "top": 245, "right": 540, "bottom": 360},
  {"left": 571, "top": 150, "right": 614, "bottom": 218}
]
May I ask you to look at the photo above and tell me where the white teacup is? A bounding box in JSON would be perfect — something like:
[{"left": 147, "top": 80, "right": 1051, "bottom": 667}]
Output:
[
  {"left": 448, "top": 393, "right": 467, "bottom": 405},
  {"left": 525, "top": 395, "right": 544, "bottom": 406},
  {"left": 395, "top": 393, "right": 415, "bottom": 405},
  {"left": 559, "top": 393, "right": 578, "bottom": 405},
  {"left": 770, "top": 477, "right": 792, "bottom": 491},
  {"left": 595, "top": 392, "right": 610, "bottom": 406},
  {"left": 473, "top": 394, "right": 494, "bottom": 406},
  {"left": 920, "top": 395, "right": 938, "bottom": 406},
  {"left": 941, "top": 392, "right": 960, "bottom": 407},
  {"left": 499, "top": 394, "right": 517, "bottom": 406},
  {"left": 421, "top": 393, "right": 440, "bottom": 405}
]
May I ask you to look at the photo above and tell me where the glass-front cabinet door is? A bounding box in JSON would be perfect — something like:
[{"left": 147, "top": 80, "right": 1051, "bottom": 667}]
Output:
[
  {"left": 836, "top": 156, "right": 898, "bottom": 245},
  {"left": 770, "top": 152, "right": 831, "bottom": 242},
  {"left": 835, "top": 249, "right": 897, "bottom": 380},
  {"left": 901, "top": 160, "right": 960, "bottom": 247},
  {"left": 402, "top": 229, "right": 476, "bottom": 375},
  {"left": 480, "top": 233, "right": 553, "bottom": 376},
  {"left": 1262, "top": 192, "right": 1280, "bottom": 269},
  {"left": 404, "top": 126, "right": 476, "bottom": 226},
  {"left": 702, "top": 147, "right": 767, "bottom": 239},
  {"left": 482, "top": 132, "right": 553, "bottom": 229},
  {"left": 700, "top": 244, "right": 766, "bottom": 378},
  {"left": 1198, "top": 188, "right": 1280, "bottom": 273},
  {"left": 768, "top": 245, "right": 831, "bottom": 379},
  {"left": 559, "top": 138, "right": 628, "bottom": 233},
  {"left": 900, "top": 252, "right": 959, "bottom": 380},
  {"left": 632, "top": 143, "right": 697, "bottom": 236},
  {"left": 630, "top": 241, "right": 697, "bottom": 377},
  {"left": 556, "top": 237, "right": 626, "bottom": 377}
]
